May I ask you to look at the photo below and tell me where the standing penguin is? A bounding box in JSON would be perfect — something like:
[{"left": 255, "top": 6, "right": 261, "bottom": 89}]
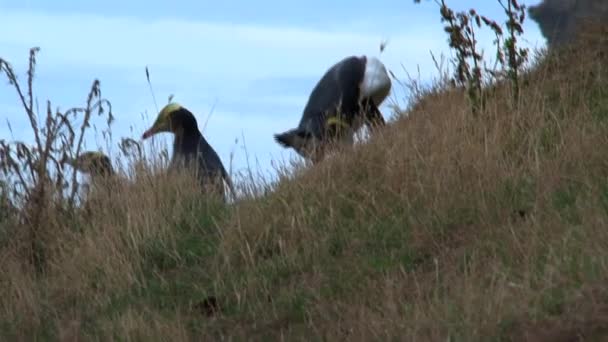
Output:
[
  {"left": 274, "top": 55, "right": 392, "bottom": 163},
  {"left": 141, "top": 103, "right": 236, "bottom": 201}
]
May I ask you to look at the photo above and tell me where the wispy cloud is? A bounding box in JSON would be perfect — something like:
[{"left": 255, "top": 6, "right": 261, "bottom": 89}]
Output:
[{"left": 0, "top": 9, "right": 470, "bottom": 76}]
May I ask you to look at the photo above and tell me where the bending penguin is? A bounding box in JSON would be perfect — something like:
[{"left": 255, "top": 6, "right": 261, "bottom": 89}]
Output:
[
  {"left": 142, "top": 103, "right": 236, "bottom": 202},
  {"left": 274, "top": 55, "right": 392, "bottom": 164}
]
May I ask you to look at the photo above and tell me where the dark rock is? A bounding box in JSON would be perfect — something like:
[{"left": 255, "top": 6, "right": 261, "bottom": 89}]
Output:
[
  {"left": 529, "top": 0, "right": 608, "bottom": 48},
  {"left": 193, "top": 296, "right": 220, "bottom": 317}
]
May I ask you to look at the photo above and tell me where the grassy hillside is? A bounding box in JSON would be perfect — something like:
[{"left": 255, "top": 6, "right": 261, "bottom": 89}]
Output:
[{"left": 3, "top": 10, "right": 608, "bottom": 342}]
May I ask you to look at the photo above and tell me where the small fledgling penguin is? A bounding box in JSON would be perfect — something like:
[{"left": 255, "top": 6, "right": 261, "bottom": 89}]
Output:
[
  {"left": 274, "top": 55, "right": 392, "bottom": 163},
  {"left": 65, "top": 151, "right": 119, "bottom": 212},
  {"left": 66, "top": 151, "right": 115, "bottom": 178},
  {"left": 142, "top": 103, "right": 236, "bottom": 201}
]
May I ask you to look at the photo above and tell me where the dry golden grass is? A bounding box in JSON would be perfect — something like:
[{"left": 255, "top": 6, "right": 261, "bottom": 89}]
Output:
[{"left": 2, "top": 27, "right": 608, "bottom": 341}]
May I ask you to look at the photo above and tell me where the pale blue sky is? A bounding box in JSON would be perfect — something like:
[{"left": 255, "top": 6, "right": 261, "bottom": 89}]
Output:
[{"left": 0, "top": 0, "right": 545, "bottom": 182}]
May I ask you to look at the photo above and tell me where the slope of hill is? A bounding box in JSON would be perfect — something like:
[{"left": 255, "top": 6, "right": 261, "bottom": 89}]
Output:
[{"left": 2, "top": 14, "right": 608, "bottom": 342}]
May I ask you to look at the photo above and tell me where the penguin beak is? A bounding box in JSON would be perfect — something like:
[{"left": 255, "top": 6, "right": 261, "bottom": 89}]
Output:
[
  {"left": 142, "top": 128, "right": 156, "bottom": 139},
  {"left": 142, "top": 119, "right": 168, "bottom": 139}
]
